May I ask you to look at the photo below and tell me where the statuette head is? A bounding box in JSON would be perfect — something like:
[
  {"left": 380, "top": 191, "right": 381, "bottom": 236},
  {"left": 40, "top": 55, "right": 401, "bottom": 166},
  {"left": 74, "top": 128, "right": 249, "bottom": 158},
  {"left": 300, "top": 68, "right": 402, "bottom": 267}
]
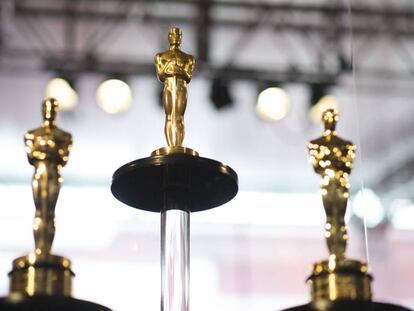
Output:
[
  {"left": 322, "top": 108, "right": 338, "bottom": 133},
  {"left": 168, "top": 27, "right": 182, "bottom": 48},
  {"left": 42, "top": 98, "right": 59, "bottom": 125}
]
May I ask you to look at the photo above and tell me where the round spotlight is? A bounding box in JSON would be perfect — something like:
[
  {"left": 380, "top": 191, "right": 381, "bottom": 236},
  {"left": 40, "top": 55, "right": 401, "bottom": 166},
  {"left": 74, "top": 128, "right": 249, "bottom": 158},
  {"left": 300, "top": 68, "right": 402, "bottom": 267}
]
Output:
[
  {"left": 309, "top": 95, "right": 339, "bottom": 124},
  {"left": 352, "top": 189, "right": 385, "bottom": 228},
  {"left": 256, "top": 87, "right": 289, "bottom": 121},
  {"left": 96, "top": 79, "right": 132, "bottom": 114},
  {"left": 44, "top": 78, "right": 78, "bottom": 111}
]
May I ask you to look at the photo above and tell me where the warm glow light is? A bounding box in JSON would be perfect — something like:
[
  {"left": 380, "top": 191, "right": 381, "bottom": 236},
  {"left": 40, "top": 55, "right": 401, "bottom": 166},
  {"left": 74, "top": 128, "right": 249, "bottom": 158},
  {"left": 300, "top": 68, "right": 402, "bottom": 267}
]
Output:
[
  {"left": 96, "top": 79, "right": 132, "bottom": 114},
  {"left": 352, "top": 189, "right": 385, "bottom": 228},
  {"left": 44, "top": 78, "right": 78, "bottom": 111},
  {"left": 256, "top": 87, "right": 289, "bottom": 121},
  {"left": 309, "top": 95, "right": 339, "bottom": 124}
]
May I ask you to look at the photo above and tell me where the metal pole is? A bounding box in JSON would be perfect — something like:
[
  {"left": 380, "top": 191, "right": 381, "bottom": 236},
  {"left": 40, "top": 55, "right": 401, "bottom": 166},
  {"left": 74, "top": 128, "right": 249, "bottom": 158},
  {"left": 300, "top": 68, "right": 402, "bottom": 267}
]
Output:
[{"left": 161, "top": 209, "right": 190, "bottom": 311}]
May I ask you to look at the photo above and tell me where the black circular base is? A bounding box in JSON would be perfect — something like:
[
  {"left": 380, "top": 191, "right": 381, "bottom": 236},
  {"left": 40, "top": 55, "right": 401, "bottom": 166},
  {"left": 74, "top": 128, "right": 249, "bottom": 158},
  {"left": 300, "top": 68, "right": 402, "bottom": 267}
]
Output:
[
  {"left": 0, "top": 295, "right": 110, "bottom": 311},
  {"left": 283, "top": 300, "right": 411, "bottom": 311},
  {"left": 111, "top": 153, "right": 238, "bottom": 212}
]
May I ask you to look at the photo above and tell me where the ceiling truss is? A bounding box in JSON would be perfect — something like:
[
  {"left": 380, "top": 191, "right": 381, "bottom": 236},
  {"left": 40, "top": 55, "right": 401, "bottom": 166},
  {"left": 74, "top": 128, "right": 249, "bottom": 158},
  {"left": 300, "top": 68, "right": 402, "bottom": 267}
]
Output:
[{"left": 0, "top": 0, "right": 413, "bottom": 84}]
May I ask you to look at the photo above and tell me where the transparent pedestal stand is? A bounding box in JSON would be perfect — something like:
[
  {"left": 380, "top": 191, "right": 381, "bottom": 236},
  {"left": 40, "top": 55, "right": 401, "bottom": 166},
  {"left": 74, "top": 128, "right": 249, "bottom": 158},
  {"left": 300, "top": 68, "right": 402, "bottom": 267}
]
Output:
[{"left": 161, "top": 210, "right": 189, "bottom": 311}]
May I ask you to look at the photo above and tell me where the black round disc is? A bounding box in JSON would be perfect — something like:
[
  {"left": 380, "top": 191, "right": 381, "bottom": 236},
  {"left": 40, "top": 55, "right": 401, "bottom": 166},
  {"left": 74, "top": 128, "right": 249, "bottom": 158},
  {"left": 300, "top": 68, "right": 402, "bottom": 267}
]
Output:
[
  {"left": 282, "top": 300, "right": 411, "bottom": 311},
  {"left": 0, "top": 295, "right": 110, "bottom": 311},
  {"left": 111, "top": 153, "right": 238, "bottom": 212}
]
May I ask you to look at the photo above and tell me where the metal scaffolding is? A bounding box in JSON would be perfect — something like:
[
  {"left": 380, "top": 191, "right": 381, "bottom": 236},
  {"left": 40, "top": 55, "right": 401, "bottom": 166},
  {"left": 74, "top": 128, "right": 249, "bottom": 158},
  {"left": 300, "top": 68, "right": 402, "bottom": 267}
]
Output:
[{"left": 1, "top": 0, "right": 414, "bottom": 83}]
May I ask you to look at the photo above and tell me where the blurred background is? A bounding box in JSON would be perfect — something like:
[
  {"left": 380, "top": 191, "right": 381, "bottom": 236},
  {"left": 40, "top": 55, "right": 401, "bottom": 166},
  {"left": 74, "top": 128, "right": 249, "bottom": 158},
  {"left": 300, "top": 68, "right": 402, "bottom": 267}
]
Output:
[{"left": 0, "top": 0, "right": 413, "bottom": 310}]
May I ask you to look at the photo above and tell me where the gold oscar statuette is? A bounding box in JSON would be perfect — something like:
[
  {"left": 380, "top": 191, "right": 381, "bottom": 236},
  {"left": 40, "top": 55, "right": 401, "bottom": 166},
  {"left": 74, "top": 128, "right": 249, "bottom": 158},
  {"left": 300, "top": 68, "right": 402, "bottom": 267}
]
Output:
[
  {"left": 153, "top": 27, "right": 198, "bottom": 156},
  {"left": 9, "top": 98, "right": 74, "bottom": 297},
  {"left": 307, "top": 109, "right": 372, "bottom": 303},
  {"left": 110, "top": 27, "right": 239, "bottom": 311}
]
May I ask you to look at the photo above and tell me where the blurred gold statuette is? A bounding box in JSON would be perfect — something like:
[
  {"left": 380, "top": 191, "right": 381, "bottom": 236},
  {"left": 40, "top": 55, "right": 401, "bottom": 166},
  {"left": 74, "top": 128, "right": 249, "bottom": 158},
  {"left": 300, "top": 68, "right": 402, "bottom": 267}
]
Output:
[
  {"left": 9, "top": 98, "right": 74, "bottom": 297},
  {"left": 153, "top": 27, "right": 197, "bottom": 156},
  {"left": 307, "top": 109, "right": 372, "bottom": 302},
  {"left": 25, "top": 98, "right": 72, "bottom": 256}
]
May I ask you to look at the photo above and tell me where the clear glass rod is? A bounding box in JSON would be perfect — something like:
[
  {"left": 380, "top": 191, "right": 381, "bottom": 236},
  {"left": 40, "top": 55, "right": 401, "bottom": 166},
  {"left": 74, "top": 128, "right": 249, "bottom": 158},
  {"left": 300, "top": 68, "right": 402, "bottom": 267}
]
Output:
[{"left": 161, "top": 209, "right": 190, "bottom": 311}]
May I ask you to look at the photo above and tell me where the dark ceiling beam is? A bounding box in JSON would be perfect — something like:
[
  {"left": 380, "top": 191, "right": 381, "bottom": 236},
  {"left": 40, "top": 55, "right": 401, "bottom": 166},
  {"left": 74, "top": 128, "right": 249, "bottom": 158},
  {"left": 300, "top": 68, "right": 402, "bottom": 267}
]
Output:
[
  {"left": 197, "top": 0, "right": 211, "bottom": 64},
  {"left": 2, "top": 47, "right": 412, "bottom": 82},
  {"left": 40, "top": 54, "right": 338, "bottom": 83},
  {"left": 13, "top": 6, "right": 414, "bottom": 38},
  {"left": 39, "top": 53, "right": 414, "bottom": 83},
  {"left": 64, "top": 0, "right": 78, "bottom": 55},
  {"left": 19, "top": 0, "right": 414, "bottom": 19}
]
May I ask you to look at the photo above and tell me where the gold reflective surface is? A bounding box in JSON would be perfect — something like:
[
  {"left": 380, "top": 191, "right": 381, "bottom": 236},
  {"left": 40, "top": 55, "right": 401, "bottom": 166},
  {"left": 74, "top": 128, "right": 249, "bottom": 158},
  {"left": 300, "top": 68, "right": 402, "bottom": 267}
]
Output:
[
  {"left": 9, "top": 98, "right": 74, "bottom": 297},
  {"left": 10, "top": 254, "right": 73, "bottom": 297},
  {"left": 155, "top": 27, "right": 196, "bottom": 152},
  {"left": 307, "top": 109, "right": 372, "bottom": 302},
  {"left": 24, "top": 98, "right": 72, "bottom": 256},
  {"left": 151, "top": 146, "right": 199, "bottom": 156},
  {"left": 308, "top": 258, "right": 372, "bottom": 302}
]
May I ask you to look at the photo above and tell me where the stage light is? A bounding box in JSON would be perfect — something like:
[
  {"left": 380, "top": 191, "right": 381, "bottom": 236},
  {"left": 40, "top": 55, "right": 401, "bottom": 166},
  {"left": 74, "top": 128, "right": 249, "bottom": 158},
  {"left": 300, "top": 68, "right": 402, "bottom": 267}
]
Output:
[
  {"left": 44, "top": 77, "right": 78, "bottom": 111},
  {"left": 96, "top": 79, "right": 132, "bottom": 114},
  {"left": 210, "top": 78, "right": 233, "bottom": 110},
  {"left": 256, "top": 87, "right": 289, "bottom": 121},
  {"left": 352, "top": 189, "right": 385, "bottom": 228},
  {"left": 309, "top": 83, "right": 338, "bottom": 124}
]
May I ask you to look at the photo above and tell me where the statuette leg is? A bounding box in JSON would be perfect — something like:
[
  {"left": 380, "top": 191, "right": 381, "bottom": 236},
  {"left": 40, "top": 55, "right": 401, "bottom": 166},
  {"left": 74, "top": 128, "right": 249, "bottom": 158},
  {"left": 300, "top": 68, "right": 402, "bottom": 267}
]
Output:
[
  {"left": 32, "top": 162, "right": 61, "bottom": 255},
  {"left": 164, "top": 78, "right": 187, "bottom": 147}
]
